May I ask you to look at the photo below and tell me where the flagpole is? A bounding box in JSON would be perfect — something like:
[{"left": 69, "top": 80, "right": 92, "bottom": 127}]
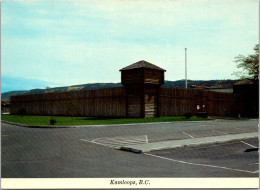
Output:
[{"left": 185, "top": 48, "right": 187, "bottom": 89}]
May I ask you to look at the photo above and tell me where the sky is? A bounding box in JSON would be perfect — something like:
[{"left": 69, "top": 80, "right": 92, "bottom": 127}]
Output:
[{"left": 1, "top": 0, "right": 258, "bottom": 93}]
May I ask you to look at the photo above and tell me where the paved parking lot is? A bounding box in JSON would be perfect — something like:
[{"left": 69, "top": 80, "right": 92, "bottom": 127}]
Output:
[
  {"left": 148, "top": 138, "right": 258, "bottom": 176},
  {"left": 1, "top": 119, "right": 259, "bottom": 177}
]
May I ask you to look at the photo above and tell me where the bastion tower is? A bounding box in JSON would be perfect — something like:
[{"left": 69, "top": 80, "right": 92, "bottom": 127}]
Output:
[{"left": 120, "top": 60, "right": 166, "bottom": 117}]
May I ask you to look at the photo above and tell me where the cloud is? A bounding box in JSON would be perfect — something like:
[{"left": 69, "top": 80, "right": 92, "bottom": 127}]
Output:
[{"left": 1, "top": 0, "right": 258, "bottom": 91}]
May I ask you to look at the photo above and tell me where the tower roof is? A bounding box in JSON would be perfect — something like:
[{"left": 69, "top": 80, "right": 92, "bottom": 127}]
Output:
[{"left": 120, "top": 60, "right": 166, "bottom": 71}]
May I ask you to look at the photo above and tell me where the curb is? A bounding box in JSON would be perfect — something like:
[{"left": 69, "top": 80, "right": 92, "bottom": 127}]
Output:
[
  {"left": 1, "top": 120, "right": 77, "bottom": 128},
  {"left": 120, "top": 147, "right": 142, "bottom": 154},
  {"left": 214, "top": 119, "right": 259, "bottom": 121},
  {"left": 1, "top": 120, "right": 214, "bottom": 128},
  {"left": 120, "top": 132, "right": 259, "bottom": 153},
  {"left": 1, "top": 118, "right": 258, "bottom": 129},
  {"left": 121, "top": 137, "right": 258, "bottom": 154}
]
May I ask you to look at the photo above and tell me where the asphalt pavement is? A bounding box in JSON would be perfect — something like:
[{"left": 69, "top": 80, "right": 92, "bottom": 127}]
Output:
[{"left": 1, "top": 119, "right": 259, "bottom": 177}]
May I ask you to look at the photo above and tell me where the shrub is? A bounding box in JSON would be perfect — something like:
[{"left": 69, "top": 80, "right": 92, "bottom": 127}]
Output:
[
  {"left": 196, "top": 112, "right": 208, "bottom": 118},
  {"left": 50, "top": 119, "right": 56, "bottom": 125},
  {"left": 184, "top": 112, "right": 192, "bottom": 119},
  {"left": 18, "top": 108, "right": 26, "bottom": 116}
]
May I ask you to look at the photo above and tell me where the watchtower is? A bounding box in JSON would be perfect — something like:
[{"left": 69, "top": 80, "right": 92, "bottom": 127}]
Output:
[{"left": 120, "top": 60, "right": 166, "bottom": 117}]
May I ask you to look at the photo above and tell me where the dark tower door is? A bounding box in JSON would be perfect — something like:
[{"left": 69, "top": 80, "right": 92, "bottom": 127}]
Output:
[{"left": 144, "top": 86, "right": 158, "bottom": 117}]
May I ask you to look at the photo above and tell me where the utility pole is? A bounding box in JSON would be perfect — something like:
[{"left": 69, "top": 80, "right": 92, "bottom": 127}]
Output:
[{"left": 185, "top": 48, "right": 187, "bottom": 89}]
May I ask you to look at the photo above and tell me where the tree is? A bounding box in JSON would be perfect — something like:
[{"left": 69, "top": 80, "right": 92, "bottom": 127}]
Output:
[
  {"left": 233, "top": 44, "right": 259, "bottom": 81},
  {"left": 45, "top": 86, "right": 50, "bottom": 93}
]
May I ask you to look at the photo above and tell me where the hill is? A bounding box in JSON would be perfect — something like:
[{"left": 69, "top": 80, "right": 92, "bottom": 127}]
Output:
[
  {"left": 1, "top": 80, "right": 238, "bottom": 101},
  {"left": 163, "top": 79, "right": 237, "bottom": 88}
]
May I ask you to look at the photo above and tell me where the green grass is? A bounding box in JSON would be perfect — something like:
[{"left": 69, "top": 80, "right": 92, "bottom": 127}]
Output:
[{"left": 1, "top": 115, "right": 212, "bottom": 126}]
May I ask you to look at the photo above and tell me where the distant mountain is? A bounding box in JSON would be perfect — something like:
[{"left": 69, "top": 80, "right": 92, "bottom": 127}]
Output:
[
  {"left": 1, "top": 80, "right": 238, "bottom": 101},
  {"left": 163, "top": 79, "right": 238, "bottom": 88},
  {"left": 1, "top": 83, "right": 123, "bottom": 101},
  {"left": 1, "top": 90, "right": 28, "bottom": 101}
]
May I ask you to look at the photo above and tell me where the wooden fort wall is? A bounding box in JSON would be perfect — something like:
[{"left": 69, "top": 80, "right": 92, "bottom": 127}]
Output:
[
  {"left": 10, "top": 87, "right": 246, "bottom": 117},
  {"left": 159, "top": 87, "right": 241, "bottom": 117},
  {"left": 10, "top": 87, "right": 126, "bottom": 117}
]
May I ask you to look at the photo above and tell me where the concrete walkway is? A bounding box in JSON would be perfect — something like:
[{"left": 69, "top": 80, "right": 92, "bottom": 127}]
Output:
[{"left": 120, "top": 132, "right": 259, "bottom": 153}]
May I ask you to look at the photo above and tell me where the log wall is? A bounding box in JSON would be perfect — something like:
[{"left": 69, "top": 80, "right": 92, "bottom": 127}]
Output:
[
  {"left": 121, "top": 69, "right": 143, "bottom": 85},
  {"left": 159, "top": 87, "right": 241, "bottom": 117},
  {"left": 144, "top": 69, "right": 164, "bottom": 85},
  {"left": 10, "top": 87, "right": 245, "bottom": 117},
  {"left": 10, "top": 87, "right": 126, "bottom": 117}
]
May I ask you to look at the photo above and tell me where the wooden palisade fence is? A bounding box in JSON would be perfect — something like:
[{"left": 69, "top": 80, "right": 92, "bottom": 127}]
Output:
[
  {"left": 10, "top": 60, "right": 253, "bottom": 117},
  {"left": 11, "top": 87, "right": 126, "bottom": 117},
  {"left": 159, "top": 87, "right": 241, "bottom": 117}
]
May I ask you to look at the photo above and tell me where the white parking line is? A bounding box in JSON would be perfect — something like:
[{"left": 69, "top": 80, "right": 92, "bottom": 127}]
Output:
[
  {"left": 212, "top": 130, "right": 258, "bottom": 148},
  {"left": 80, "top": 135, "right": 149, "bottom": 149},
  {"left": 249, "top": 163, "right": 259, "bottom": 165},
  {"left": 145, "top": 135, "right": 149, "bottom": 143},
  {"left": 80, "top": 139, "right": 120, "bottom": 149},
  {"left": 240, "top": 141, "right": 258, "bottom": 148},
  {"left": 182, "top": 132, "right": 194, "bottom": 139},
  {"left": 144, "top": 153, "right": 258, "bottom": 174},
  {"left": 212, "top": 130, "right": 229, "bottom": 135}
]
